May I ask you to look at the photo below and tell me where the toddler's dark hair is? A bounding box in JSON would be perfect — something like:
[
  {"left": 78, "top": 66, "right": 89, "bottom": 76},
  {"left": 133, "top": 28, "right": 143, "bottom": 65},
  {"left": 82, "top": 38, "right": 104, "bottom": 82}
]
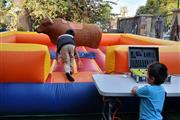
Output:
[
  {"left": 66, "top": 29, "right": 75, "bottom": 36},
  {"left": 148, "top": 62, "right": 168, "bottom": 85}
]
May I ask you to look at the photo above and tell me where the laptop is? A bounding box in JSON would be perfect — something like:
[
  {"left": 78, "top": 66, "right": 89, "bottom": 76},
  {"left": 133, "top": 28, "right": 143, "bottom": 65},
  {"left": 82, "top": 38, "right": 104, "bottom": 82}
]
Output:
[{"left": 128, "top": 46, "right": 159, "bottom": 83}]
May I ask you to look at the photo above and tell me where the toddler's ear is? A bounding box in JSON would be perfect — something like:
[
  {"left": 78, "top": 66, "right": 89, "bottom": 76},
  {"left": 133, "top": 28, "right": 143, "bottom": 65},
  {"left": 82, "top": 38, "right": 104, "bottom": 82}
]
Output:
[
  {"left": 149, "top": 76, "right": 155, "bottom": 83},
  {"left": 151, "top": 76, "right": 155, "bottom": 81}
]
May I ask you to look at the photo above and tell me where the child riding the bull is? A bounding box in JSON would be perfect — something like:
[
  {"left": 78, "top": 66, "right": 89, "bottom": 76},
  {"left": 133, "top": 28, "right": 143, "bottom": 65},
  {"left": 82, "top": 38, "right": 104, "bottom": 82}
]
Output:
[{"left": 56, "top": 29, "right": 82, "bottom": 82}]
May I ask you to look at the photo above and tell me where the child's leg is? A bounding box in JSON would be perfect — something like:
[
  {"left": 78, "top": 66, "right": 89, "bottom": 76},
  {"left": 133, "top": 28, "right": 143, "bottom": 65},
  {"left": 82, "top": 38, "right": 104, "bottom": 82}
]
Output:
[
  {"left": 60, "top": 46, "right": 71, "bottom": 74},
  {"left": 68, "top": 45, "right": 76, "bottom": 73},
  {"left": 60, "top": 45, "right": 75, "bottom": 81}
]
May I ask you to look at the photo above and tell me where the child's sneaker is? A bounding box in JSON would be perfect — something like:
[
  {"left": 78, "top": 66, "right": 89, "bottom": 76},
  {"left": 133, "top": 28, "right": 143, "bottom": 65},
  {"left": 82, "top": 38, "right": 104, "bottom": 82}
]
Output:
[{"left": 66, "top": 73, "right": 74, "bottom": 82}]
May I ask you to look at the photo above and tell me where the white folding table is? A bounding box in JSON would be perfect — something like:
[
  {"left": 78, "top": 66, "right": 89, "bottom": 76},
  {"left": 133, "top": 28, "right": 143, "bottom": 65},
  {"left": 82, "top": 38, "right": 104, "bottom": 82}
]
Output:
[{"left": 92, "top": 74, "right": 180, "bottom": 120}]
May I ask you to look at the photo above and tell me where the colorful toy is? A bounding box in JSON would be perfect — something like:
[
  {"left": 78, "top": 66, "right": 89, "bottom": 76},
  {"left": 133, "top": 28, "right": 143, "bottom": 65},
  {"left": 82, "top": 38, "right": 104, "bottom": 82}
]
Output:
[{"left": 130, "top": 69, "right": 147, "bottom": 83}]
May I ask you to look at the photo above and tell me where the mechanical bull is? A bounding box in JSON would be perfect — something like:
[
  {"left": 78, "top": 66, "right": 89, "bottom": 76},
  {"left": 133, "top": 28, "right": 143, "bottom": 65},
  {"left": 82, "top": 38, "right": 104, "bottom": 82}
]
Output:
[{"left": 36, "top": 17, "right": 102, "bottom": 48}]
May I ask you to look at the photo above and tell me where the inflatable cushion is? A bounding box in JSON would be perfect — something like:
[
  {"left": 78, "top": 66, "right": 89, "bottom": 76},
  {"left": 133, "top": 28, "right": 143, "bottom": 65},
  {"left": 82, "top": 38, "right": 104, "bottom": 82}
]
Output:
[
  {"left": 0, "top": 43, "right": 50, "bottom": 82},
  {"left": 114, "top": 45, "right": 180, "bottom": 74},
  {"left": 106, "top": 45, "right": 180, "bottom": 74},
  {"left": 120, "top": 34, "right": 177, "bottom": 45},
  {"left": 0, "top": 32, "right": 16, "bottom": 43}
]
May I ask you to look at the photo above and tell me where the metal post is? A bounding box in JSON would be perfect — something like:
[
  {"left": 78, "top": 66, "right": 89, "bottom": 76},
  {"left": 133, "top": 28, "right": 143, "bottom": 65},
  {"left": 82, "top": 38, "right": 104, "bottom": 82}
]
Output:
[{"left": 108, "top": 102, "right": 112, "bottom": 120}]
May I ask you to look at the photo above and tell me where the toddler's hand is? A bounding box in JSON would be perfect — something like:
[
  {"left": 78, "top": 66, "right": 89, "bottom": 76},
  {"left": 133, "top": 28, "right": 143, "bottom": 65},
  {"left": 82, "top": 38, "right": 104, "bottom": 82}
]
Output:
[{"left": 131, "top": 86, "right": 138, "bottom": 95}]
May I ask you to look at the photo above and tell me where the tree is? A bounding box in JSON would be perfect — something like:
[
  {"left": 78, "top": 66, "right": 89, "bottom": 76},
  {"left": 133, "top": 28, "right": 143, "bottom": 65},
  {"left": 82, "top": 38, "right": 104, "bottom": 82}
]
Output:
[
  {"left": 0, "top": 0, "right": 19, "bottom": 31},
  {"left": 136, "top": 0, "right": 177, "bottom": 16},
  {"left": 20, "top": 0, "right": 112, "bottom": 31},
  {"left": 0, "top": 0, "right": 112, "bottom": 31},
  {"left": 120, "top": 6, "right": 128, "bottom": 17},
  {"left": 91, "top": 2, "right": 112, "bottom": 30},
  {"left": 136, "top": 6, "right": 147, "bottom": 15}
]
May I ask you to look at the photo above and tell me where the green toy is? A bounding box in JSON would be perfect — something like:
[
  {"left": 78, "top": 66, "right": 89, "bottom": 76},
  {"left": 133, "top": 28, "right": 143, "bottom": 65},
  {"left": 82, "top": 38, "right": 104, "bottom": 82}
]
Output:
[{"left": 130, "top": 69, "right": 147, "bottom": 82}]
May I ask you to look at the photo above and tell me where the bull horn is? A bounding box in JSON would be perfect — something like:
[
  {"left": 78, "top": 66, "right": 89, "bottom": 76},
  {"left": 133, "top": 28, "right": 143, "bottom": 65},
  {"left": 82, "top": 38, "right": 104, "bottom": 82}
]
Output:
[{"left": 46, "top": 16, "right": 54, "bottom": 24}]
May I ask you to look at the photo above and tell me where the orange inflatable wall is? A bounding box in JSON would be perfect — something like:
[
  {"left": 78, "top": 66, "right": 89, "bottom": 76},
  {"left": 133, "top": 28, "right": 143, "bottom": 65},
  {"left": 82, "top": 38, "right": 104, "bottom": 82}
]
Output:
[
  {"left": 16, "top": 32, "right": 53, "bottom": 46},
  {"left": 0, "top": 32, "right": 16, "bottom": 43},
  {"left": 100, "top": 34, "right": 177, "bottom": 46},
  {"left": 0, "top": 32, "right": 53, "bottom": 46},
  {"left": 114, "top": 45, "right": 180, "bottom": 74},
  {"left": 103, "top": 33, "right": 179, "bottom": 74},
  {"left": 1, "top": 32, "right": 179, "bottom": 80},
  {"left": 0, "top": 43, "right": 50, "bottom": 83}
]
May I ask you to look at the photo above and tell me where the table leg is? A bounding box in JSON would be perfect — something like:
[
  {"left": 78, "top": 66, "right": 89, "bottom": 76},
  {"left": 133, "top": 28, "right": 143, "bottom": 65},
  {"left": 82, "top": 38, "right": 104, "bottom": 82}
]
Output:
[
  {"left": 102, "top": 102, "right": 107, "bottom": 120},
  {"left": 108, "top": 101, "right": 112, "bottom": 120},
  {"left": 102, "top": 97, "right": 113, "bottom": 120},
  {"left": 102, "top": 97, "right": 121, "bottom": 120}
]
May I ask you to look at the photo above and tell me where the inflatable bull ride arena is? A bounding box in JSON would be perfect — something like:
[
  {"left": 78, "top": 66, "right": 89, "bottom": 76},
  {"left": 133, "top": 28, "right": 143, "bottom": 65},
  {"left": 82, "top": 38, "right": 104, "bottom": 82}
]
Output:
[{"left": 0, "top": 18, "right": 180, "bottom": 116}]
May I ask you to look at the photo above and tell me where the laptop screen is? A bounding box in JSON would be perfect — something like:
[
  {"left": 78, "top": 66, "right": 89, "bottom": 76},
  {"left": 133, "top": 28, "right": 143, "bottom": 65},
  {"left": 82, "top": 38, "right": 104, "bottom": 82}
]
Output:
[{"left": 128, "top": 47, "right": 159, "bottom": 69}]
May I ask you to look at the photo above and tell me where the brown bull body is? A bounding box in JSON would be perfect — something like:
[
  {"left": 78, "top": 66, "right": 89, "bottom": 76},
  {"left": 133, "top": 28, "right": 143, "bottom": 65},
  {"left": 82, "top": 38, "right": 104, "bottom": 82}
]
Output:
[{"left": 36, "top": 18, "right": 102, "bottom": 48}]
